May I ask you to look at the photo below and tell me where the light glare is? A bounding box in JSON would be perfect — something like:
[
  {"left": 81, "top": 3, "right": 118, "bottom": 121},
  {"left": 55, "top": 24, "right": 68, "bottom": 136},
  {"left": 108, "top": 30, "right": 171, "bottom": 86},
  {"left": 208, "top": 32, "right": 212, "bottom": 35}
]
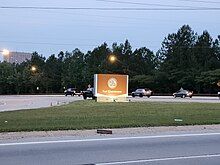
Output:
[
  {"left": 31, "top": 66, "right": 37, "bottom": 72},
  {"left": 2, "top": 49, "right": 9, "bottom": 56},
  {"left": 109, "top": 55, "right": 116, "bottom": 63}
]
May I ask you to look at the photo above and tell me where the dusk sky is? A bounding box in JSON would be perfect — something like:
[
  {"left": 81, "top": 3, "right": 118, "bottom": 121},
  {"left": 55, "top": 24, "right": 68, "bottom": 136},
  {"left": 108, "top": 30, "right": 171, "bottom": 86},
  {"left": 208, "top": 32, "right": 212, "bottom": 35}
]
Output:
[{"left": 0, "top": 0, "right": 220, "bottom": 61}]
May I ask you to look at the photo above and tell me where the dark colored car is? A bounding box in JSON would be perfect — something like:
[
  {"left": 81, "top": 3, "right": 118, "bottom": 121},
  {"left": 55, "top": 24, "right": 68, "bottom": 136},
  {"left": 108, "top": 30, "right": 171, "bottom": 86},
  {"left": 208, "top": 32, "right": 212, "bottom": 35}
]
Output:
[
  {"left": 131, "top": 88, "right": 153, "bottom": 98},
  {"left": 173, "top": 88, "right": 193, "bottom": 98},
  {"left": 64, "top": 88, "right": 81, "bottom": 96},
  {"left": 82, "top": 88, "right": 96, "bottom": 100},
  {"left": 64, "top": 88, "right": 76, "bottom": 96}
]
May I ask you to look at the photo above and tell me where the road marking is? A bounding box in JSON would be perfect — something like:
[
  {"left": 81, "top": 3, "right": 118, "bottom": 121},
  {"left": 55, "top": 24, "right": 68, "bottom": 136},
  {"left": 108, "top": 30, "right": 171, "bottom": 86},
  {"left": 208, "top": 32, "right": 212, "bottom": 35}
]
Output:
[
  {"left": 96, "top": 154, "right": 220, "bottom": 165},
  {"left": 0, "top": 132, "right": 220, "bottom": 146}
]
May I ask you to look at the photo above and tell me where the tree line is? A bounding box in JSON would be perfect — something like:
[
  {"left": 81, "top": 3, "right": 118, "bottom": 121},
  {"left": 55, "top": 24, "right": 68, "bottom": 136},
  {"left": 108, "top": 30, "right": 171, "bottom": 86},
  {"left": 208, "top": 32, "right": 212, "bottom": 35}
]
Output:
[{"left": 0, "top": 25, "right": 220, "bottom": 94}]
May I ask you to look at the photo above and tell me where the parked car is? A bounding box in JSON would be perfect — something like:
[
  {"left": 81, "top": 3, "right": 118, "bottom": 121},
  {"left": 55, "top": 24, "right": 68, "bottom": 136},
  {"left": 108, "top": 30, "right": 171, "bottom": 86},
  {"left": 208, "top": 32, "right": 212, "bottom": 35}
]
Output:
[
  {"left": 82, "top": 88, "right": 96, "bottom": 100},
  {"left": 64, "top": 88, "right": 76, "bottom": 96},
  {"left": 173, "top": 88, "right": 193, "bottom": 98},
  {"left": 64, "top": 88, "right": 81, "bottom": 96},
  {"left": 131, "top": 88, "right": 153, "bottom": 98}
]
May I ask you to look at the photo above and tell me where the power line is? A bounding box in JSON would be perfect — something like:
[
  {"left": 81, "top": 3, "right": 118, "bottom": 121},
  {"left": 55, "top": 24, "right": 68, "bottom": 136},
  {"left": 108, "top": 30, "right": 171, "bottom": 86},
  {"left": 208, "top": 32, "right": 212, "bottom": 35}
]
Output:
[
  {"left": 1, "top": 6, "right": 220, "bottom": 10},
  {"left": 0, "top": 40, "right": 152, "bottom": 48},
  {"left": 96, "top": 0, "right": 203, "bottom": 8},
  {"left": 0, "top": 40, "right": 97, "bottom": 47},
  {"left": 177, "top": 0, "right": 220, "bottom": 4}
]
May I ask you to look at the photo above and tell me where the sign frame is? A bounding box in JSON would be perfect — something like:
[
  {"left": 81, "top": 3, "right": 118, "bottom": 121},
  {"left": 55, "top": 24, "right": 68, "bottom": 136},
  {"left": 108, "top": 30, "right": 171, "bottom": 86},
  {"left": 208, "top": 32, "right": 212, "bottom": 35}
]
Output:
[{"left": 94, "top": 74, "right": 129, "bottom": 102}]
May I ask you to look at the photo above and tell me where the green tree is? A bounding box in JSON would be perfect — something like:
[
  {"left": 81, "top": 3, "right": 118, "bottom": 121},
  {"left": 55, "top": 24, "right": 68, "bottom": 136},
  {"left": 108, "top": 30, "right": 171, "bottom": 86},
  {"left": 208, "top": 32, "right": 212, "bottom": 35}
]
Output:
[
  {"left": 129, "top": 74, "right": 154, "bottom": 92},
  {"left": 158, "top": 25, "right": 197, "bottom": 91},
  {"left": 28, "top": 52, "right": 46, "bottom": 93},
  {"left": 111, "top": 40, "right": 132, "bottom": 74},
  {"left": 131, "top": 47, "right": 156, "bottom": 76},
  {"left": 0, "top": 62, "right": 15, "bottom": 94},
  {"left": 194, "top": 31, "right": 219, "bottom": 71},
  {"left": 196, "top": 69, "right": 220, "bottom": 93},
  {"left": 62, "top": 49, "right": 86, "bottom": 90},
  {"left": 84, "top": 43, "right": 111, "bottom": 85},
  {"left": 44, "top": 54, "right": 62, "bottom": 93}
]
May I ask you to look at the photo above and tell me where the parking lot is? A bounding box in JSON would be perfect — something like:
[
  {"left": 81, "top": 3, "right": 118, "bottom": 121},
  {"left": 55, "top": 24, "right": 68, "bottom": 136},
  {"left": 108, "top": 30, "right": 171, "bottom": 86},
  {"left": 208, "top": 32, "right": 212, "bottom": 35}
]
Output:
[
  {"left": 0, "top": 95, "right": 82, "bottom": 112},
  {"left": 0, "top": 95, "right": 219, "bottom": 112}
]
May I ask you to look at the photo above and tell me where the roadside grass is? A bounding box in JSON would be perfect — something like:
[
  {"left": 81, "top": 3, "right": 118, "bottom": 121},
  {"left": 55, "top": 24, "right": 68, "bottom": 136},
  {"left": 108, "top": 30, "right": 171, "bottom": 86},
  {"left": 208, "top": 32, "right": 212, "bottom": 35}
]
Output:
[{"left": 0, "top": 100, "right": 220, "bottom": 132}]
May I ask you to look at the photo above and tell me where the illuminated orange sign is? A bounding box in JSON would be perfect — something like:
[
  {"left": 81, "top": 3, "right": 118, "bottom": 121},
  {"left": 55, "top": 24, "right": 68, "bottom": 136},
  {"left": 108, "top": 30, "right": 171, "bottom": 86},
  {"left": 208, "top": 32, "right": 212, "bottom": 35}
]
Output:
[{"left": 94, "top": 74, "right": 128, "bottom": 97}]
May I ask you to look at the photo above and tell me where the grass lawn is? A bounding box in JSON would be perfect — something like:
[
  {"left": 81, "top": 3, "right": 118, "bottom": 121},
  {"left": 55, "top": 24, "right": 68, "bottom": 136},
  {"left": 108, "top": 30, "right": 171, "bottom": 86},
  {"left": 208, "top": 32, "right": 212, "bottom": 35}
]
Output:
[{"left": 0, "top": 100, "right": 220, "bottom": 132}]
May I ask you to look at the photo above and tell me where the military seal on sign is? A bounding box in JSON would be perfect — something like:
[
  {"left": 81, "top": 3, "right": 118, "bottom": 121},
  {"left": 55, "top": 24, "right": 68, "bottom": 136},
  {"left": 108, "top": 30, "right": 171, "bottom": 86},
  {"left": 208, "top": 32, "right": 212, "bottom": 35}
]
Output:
[{"left": 107, "top": 78, "right": 117, "bottom": 89}]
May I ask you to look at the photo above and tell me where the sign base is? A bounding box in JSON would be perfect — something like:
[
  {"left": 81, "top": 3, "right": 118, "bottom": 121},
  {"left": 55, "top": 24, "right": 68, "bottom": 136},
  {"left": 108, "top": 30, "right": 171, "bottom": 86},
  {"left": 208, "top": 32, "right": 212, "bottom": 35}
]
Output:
[{"left": 96, "top": 96, "right": 128, "bottom": 102}]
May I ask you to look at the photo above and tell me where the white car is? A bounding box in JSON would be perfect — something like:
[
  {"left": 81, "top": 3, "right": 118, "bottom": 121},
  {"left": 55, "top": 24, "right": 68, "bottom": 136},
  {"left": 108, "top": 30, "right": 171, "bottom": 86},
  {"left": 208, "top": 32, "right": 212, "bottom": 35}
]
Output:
[{"left": 131, "top": 88, "right": 153, "bottom": 98}]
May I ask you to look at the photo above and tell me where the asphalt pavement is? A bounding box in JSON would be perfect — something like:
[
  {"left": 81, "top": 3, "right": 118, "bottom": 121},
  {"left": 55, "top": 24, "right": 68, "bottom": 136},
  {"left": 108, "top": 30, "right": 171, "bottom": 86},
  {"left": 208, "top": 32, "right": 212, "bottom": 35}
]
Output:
[
  {"left": 0, "top": 132, "right": 220, "bottom": 165},
  {"left": 130, "top": 95, "right": 220, "bottom": 103},
  {"left": 0, "top": 95, "right": 82, "bottom": 112},
  {"left": 0, "top": 95, "right": 219, "bottom": 112}
]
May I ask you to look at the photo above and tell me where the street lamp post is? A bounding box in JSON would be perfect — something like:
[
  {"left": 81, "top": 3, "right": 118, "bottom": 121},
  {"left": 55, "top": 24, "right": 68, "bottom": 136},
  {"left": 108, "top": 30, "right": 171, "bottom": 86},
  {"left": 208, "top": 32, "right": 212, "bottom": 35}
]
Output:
[
  {"left": 30, "top": 65, "right": 39, "bottom": 94},
  {"left": 97, "top": 54, "right": 128, "bottom": 74},
  {"left": 108, "top": 54, "right": 129, "bottom": 74}
]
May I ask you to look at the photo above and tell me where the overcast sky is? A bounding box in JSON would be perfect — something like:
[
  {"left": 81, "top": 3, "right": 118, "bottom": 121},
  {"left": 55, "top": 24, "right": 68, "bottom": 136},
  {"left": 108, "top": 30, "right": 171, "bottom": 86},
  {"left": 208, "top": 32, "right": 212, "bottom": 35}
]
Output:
[{"left": 0, "top": 0, "right": 220, "bottom": 61}]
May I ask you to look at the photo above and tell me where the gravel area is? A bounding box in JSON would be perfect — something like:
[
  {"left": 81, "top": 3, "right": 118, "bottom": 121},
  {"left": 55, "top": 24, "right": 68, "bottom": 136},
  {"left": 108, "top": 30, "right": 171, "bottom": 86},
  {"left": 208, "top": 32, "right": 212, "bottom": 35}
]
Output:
[{"left": 1, "top": 125, "right": 220, "bottom": 141}]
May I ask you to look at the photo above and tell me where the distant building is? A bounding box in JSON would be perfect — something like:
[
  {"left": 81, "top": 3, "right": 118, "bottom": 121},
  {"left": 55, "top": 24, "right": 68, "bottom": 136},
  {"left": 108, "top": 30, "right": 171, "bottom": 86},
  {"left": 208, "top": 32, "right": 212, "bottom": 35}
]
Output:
[{"left": 3, "top": 52, "right": 32, "bottom": 64}]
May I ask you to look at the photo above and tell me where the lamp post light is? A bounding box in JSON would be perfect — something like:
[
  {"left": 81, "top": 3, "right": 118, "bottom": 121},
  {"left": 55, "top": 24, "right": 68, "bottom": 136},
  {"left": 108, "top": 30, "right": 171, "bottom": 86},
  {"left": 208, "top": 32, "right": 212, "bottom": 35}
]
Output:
[
  {"left": 31, "top": 66, "right": 37, "bottom": 72},
  {"left": 108, "top": 54, "right": 117, "bottom": 63},
  {"left": 99, "top": 54, "right": 128, "bottom": 74},
  {"left": 108, "top": 54, "right": 130, "bottom": 74},
  {"left": 0, "top": 49, "right": 10, "bottom": 62},
  {"left": 2, "top": 49, "right": 10, "bottom": 56}
]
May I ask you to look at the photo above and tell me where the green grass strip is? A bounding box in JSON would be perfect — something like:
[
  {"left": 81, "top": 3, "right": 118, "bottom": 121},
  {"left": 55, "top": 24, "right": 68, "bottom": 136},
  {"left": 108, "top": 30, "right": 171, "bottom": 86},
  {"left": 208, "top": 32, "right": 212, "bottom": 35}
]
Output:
[{"left": 0, "top": 100, "right": 220, "bottom": 132}]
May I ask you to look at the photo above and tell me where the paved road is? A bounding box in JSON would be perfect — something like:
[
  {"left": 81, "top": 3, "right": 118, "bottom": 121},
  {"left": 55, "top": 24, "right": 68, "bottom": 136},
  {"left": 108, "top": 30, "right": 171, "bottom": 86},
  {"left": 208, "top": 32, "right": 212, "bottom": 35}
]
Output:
[
  {"left": 0, "top": 95, "right": 82, "bottom": 112},
  {"left": 0, "top": 132, "right": 220, "bottom": 165},
  {"left": 130, "top": 95, "right": 220, "bottom": 103},
  {"left": 0, "top": 95, "right": 219, "bottom": 112}
]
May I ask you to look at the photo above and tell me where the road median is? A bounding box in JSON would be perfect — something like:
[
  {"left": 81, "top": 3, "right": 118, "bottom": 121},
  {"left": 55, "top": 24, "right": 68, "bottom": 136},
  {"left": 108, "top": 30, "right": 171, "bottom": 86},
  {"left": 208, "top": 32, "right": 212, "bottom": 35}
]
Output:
[{"left": 0, "top": 100, "right": 219, "bottom": 133}]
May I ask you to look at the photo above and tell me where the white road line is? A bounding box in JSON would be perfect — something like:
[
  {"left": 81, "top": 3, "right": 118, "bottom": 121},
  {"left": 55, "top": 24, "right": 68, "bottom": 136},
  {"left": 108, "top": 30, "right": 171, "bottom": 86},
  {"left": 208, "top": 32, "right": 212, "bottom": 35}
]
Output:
[
  {"left": 0, "top": 132, "right": 220, "bottom": 146},
  {"left": 96, "top": 154, "right": 220, "bottom": 165}
]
